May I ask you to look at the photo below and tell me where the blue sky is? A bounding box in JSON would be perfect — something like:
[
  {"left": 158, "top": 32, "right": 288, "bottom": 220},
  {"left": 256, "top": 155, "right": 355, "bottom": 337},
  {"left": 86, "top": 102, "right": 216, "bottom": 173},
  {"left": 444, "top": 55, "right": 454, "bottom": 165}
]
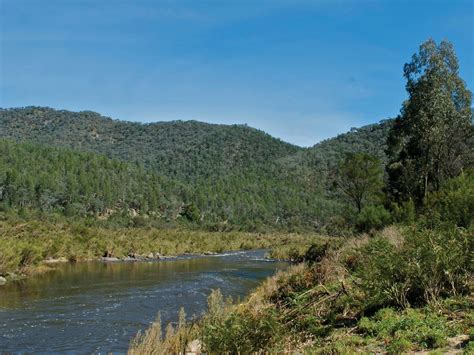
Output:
[{"left": 1, "top": 0, "right": 473, "bottom": 146}]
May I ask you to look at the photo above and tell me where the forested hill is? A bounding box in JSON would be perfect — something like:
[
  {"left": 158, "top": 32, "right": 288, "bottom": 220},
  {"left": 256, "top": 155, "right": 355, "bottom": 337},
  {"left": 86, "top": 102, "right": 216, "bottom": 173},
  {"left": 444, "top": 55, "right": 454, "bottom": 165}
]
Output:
[
  {"left": 0, "top": 106, "right": 392, "bottom": 230},
  {"left": 0, "top": 107, "right": 300, "bottom": 183},
  {"left": 0, "top": 140, "right": 189, "bottom": 221},
  {"left": 301, "top": 120, "right": 392, "bottom": 171}
]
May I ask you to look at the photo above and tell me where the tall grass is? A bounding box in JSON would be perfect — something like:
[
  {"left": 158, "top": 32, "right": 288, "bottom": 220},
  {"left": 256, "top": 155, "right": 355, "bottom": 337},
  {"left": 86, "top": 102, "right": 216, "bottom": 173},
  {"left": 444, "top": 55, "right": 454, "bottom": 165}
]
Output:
[{"left": 0, "top": 217, "right": 321, "bottom": 276}]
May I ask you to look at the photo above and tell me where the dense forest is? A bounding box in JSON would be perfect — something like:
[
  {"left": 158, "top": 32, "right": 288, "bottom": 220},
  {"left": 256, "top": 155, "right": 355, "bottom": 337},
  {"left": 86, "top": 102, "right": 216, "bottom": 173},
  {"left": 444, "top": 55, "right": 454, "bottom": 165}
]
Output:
[{"left": 0, "top": 107, "right": 391, "bottom": 231}]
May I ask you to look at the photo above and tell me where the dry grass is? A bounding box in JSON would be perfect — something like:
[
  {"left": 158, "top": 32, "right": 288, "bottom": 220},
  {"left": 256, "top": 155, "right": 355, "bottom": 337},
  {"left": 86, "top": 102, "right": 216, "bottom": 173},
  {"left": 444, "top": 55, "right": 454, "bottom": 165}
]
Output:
[
  {"left": 129, "top": 309, "right": 199, "bottom": 355},
  {"left": 0, "top": 217, "right": 321, "bottom": 276}
]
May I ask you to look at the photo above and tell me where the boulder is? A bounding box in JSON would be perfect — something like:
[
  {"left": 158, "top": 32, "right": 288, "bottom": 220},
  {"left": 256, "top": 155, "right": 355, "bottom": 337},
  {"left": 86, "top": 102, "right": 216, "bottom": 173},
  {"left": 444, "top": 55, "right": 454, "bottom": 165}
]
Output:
[
  {"left": 100, "top": 257, "right": 120, "bottom": 262},
  {"left": 0, "top": 276, "right": 6, "bottom": 285},
  {"left": 146, "top": 252, "right": 155, "bottom": 259}
]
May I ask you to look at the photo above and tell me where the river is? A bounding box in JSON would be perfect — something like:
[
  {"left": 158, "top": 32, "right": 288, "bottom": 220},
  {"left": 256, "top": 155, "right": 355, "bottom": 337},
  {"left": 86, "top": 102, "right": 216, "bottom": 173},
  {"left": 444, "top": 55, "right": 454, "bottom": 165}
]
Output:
[{"left": 0, "top": 250, "right": 288, "bottom": 353}]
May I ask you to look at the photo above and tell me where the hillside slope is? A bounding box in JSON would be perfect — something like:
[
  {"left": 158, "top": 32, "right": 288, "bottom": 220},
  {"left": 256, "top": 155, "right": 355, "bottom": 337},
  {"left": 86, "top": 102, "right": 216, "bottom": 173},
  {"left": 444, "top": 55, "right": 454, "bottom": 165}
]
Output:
[
  {"left": 0, "top": 139, "right": 188, "bottom": 221},
  {"left": 0, "top": 107, "right": 392, "bottom": 230},
  {"left": 0, "top": 107, "right": 300, "bottom": 183}
]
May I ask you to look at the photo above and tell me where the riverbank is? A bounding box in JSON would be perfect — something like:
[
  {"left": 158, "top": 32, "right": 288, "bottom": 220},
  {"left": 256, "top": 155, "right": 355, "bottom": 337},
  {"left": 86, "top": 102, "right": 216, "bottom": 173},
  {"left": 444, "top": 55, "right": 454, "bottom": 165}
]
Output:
[
  {"left": 129, "top": 225, "right": 473, "bottom": 354},
  {"left": 0, "top": 217, "right": 325, "bottom": 282}
]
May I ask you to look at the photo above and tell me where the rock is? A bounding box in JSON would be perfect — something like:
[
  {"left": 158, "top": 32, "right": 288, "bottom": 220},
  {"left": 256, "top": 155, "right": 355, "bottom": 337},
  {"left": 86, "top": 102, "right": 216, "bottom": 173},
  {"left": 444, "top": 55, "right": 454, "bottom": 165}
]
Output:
[
  {"left": 100, "top": 257, "right": 120, "bottom": 262},
  {"left": 186, "top": 339, "right": 201, "bottom": 354},
  {"left": 44, "top": 257, "right": 69, "bottom": 264},
  {"left": 203, "top": 251, "right": 217, "bottom": 255},
  {"left": 154, "top": 252, "right": 162, "bottom": 259},
  {"left": 447, "top": 334, "right": 469, "bottom": 349},
  {"left": 146, "top": 252, "right": 155, "bottom": 259},
  {"left": 0, "top": 276, "right": 6, "bottom": 285}
]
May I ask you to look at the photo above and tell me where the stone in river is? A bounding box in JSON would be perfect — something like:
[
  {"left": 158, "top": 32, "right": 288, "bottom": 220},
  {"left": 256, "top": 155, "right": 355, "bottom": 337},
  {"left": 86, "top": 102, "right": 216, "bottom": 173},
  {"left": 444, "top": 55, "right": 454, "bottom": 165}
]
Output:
[{"left": 0, "top": 276, "right": 6, "bottom": 285}]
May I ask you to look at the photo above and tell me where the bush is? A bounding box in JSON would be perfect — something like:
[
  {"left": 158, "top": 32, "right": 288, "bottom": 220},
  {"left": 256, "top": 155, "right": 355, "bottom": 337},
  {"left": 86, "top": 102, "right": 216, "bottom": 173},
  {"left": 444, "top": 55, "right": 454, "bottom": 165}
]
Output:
[
  {"left": 391, "top": 199, "right": 416, "bottom": 224},
  {"left": 423, "top": 170, "right": 474, "bottom": 228},
  {"left": 201, "top": 290, "right": 283, "bottom": 353},
  {"left": 355, "top": 237, "right": 409, "bottom": 309},
  {"left": 304, "top": 242, "right": 329, "bottom": 264},
  {"left": 355, "top": 205, "right": 391, "bottom": 233},
  {"left": 355, "top": 226, "right": 472, "bottom": 309},
  {"left": 359, "top": 308, "right": 451, "bottom": 351},
  {"left": 18, "top": 244, "right": 43, "bottom": 269},
  {"left": 402, "top": 226, "right": 472, "bottom": 303}
]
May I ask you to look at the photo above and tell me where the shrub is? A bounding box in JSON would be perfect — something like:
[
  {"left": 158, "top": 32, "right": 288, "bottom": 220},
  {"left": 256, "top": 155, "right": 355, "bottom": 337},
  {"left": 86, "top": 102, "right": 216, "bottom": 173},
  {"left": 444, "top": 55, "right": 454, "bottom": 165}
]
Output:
[
  {"left": 201, "top": 290, "right": 283, "bottom": 353},
  {"left": 359, "top": 308, "right": 451, "bottom": 351},
  {"left": 304, "top": 242, "right": 329, "bottom": 264},
  {"left": 355, "top": 205, "right": 391, "bottom": 233},
  {"left": 355, "top": 226, "right": 472, "bottom": 309},
  {"left": 355, "top": 237, "right": 410, "bottom": 309},
  {"left": 402, "top": 226, "right": 472, "bottom": 303},
  {"left": 18, "top": 244, "right": 43, "bottom": 269},
  {"left": 391, "top": 199, "right": 416, "bottom": 224},
  {"left": 423, "top": 170, "right": 474, "bottom": 228}
]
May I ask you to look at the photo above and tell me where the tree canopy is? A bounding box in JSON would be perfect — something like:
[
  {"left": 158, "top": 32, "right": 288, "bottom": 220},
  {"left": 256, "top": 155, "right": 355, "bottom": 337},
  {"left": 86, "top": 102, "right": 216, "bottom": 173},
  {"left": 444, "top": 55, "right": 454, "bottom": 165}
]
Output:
[{"left": 386, "top": 39, "right": 473, "bottom": 205}]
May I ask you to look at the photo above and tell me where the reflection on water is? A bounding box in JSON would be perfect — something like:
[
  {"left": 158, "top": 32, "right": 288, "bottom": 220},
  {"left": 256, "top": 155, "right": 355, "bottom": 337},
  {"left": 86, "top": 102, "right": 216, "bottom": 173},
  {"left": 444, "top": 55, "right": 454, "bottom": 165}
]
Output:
[{"left": 0, "top": 250, "right": 287, "bottom": 353}]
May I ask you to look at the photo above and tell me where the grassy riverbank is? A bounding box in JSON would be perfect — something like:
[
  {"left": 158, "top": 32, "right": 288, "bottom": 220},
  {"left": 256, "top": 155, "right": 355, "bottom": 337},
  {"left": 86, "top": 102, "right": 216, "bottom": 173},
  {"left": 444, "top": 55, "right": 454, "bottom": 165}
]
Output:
[
  {"left": 0, "top": 216, "right": 323, "bottom": 278},
  {"left": 129, "top": 225, "right": 473, "bottom": 354}
]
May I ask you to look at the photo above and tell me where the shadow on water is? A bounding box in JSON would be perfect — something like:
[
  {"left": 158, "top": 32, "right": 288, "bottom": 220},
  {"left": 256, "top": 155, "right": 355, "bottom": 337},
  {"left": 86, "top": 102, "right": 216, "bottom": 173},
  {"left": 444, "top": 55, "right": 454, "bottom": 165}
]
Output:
[{"left": 0, "top": 250, "right": 287, "bottom": 353}]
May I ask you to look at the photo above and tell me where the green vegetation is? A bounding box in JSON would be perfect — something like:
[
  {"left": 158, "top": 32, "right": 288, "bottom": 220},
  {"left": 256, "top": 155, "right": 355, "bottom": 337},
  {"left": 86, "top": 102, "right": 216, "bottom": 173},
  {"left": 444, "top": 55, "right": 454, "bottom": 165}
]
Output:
[
  {"left": 128, "top": 39, "right": 473, "bottom": 354},
  {"left": 0, "top": 214, "right": 318, "bottom": 277},
  {"left": 387, "top": 39, "right": 473, "bottom": 205},
  {"left": 130, "top": 223, "right": 472, "bottom": 354},
  {"left": 0, "top": 140, "right": 188, "bottom": 221},
  {"left": 0, "top": 106, "right": 391, "bottom": 231},
  {"left": 333, "top": 152, "right": 384, "bottom": 214},
  {"left": 0, "top": 37, "right": 471, "bottom": 353}
]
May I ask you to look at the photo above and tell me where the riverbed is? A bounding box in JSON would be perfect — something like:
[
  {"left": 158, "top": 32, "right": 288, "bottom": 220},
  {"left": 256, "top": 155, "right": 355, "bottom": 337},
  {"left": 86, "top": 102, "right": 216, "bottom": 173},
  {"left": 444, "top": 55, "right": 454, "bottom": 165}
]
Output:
[{"left": 0, "top": 250, "right": 287, "bottom": 353}]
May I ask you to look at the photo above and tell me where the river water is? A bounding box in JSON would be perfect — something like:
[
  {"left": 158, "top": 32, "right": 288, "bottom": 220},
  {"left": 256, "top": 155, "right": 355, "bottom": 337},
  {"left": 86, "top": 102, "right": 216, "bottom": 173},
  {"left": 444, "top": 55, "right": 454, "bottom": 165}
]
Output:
[{"left": 0, "top": 250, "right": 287, "bottom": 353}]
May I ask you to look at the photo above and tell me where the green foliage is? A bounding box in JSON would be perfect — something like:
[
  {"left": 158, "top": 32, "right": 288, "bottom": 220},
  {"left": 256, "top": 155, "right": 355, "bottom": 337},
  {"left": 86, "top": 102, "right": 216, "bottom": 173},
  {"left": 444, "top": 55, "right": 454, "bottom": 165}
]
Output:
[
  {"left": 391, "top": 199, "right": 416, "bottom": 224},
  {"left": 359, "top": 308, "right": 452, "bottom": 352},
  {"left": 355, "top": 237, "right": 410, "bottom": 308},
  {"left": 0, "top": 216, "right": 316, "bottom": 276},
  {"left": 0, "top": 107, "right": 392, "bottom": 231},
  {"left": 304, "top": 242, "right": 329, "bottom": 264},
  {"left": 0, "top": 139, "right": 187, "bottom": 220},
  {"left": 387, "top": 39, "right": 473, "bottom": 205},
  {"left": 423, "top": 170, "right": 474, "bottom": 228},
  {"left": 334, "top": 152, "right": 384, "bottom": 213},
  {"left": 201, "top": 289, "right": 283, "bottom": 353},
  {"left": 355, "top": 205, "right": 391, "bottom": 232},
  {"left": 181, "top": 202, "right": 200, "bottom": 222},
  {"left": 355, "top": 226, "right": 472, "bottom": 309}
]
